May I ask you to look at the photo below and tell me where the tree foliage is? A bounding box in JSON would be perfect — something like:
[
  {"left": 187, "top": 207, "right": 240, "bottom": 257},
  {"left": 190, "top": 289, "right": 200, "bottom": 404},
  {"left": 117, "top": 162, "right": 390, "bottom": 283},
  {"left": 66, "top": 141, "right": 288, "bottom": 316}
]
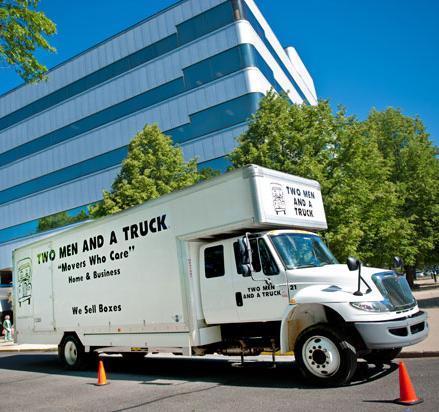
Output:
[
  {"left": 365, "top": 109, "right": 439, "bottom": 282},
  {"left": 0, "top": 0, "right": 56, "bottom": 82},
  {"left": 37, "top": 210, "right": 88, "bottom": 233},
  {"left": 229, "top": 91, "right": 439, "bottom": 282},
  {"left": 91, "top": 124, "right": 204, "bottom": 217}
]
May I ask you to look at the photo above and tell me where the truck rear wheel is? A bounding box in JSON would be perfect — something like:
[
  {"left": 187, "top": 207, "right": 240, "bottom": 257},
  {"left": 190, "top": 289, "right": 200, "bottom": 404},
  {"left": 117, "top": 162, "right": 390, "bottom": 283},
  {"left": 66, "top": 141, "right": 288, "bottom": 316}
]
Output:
[
  {"left": 59, "top": 335, "right": 87, "bottom": 370},
  {"left": 363, "top": 348, "right": 402, "bottom": 364},
  {"left": 294, "top": 324, "right": 357, "bottom": 386}
]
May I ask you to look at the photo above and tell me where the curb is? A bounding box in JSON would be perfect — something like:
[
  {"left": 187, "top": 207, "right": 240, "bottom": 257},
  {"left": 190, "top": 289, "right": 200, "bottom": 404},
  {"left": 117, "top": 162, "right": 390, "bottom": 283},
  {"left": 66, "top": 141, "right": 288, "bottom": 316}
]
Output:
[
  {"left": 0, "top": 345, "right": 57, "bottom": 353},
  {"left": 0, "top": 348, "right": 57, "bottom": 352},
  {"left": 0, "top": 349, "right": 57, "bottom": 352},
  {"left": 399, "top": 351, "right": 439, "bottom": 359}
]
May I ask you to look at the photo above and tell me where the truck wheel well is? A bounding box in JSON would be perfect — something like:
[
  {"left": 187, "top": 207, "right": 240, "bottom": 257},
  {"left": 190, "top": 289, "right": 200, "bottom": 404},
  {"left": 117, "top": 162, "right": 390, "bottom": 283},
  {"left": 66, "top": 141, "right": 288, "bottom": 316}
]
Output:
[
  {"left": 59, "top": 332, "right": 84, "bottom": 350},
  {"left": 323, "top": 306, "right": 367, "bottom": 352},
  {"left": 58, "top": 332, "right": 90, "bottom": 370},
  {"left": 284, "top": 304, "right": 364, "bottom": 353},
  {"left": 323, "top": 306, "right": 345, "bottom": 325}
]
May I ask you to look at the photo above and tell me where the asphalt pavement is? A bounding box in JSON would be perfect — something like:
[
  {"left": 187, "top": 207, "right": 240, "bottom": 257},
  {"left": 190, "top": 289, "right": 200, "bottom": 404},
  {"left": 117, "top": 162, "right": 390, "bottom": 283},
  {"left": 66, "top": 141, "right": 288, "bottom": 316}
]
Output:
[
  {"left": 0, "top": 354, "right": 437, "bottom": 411},
  {"left": 1, "top": 276, "right": 438, "bottom": 357}
]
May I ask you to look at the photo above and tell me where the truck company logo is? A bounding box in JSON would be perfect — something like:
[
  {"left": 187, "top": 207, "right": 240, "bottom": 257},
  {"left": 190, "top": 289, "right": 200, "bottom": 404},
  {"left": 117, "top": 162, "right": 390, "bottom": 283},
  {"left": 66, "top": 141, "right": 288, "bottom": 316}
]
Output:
[
  {"left": 31, "top": 213, "right": 169, "bottom": 316},
  {"left": 271, "top": 183, "right": 286, "bottom": 215},
  {"left": 17, "top": 258, "right": 32, "bottom": 307},
  {"left": 270, "top": 183, "right": 318, "bottom": 219},
  {"left": 36, "top": 213, "right": 168, "bottom": 266}
]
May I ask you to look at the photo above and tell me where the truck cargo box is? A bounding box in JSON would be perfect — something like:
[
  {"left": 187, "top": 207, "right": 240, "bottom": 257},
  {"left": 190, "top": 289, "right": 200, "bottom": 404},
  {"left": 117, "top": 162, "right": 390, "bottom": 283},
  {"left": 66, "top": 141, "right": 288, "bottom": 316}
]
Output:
[{"left": 13, "top": 165, "right": 326, "bottom": 348}]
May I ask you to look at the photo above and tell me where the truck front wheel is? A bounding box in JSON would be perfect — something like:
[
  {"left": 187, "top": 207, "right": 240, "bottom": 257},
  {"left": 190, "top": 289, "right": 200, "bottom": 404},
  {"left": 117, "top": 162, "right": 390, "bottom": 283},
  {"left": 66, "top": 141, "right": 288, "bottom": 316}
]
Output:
[
  {"left": 294, "top": 324, "right": 357, "bottom": 386},
  {"left": 59, "top": 335, "right": 87, "bottom": 370}
]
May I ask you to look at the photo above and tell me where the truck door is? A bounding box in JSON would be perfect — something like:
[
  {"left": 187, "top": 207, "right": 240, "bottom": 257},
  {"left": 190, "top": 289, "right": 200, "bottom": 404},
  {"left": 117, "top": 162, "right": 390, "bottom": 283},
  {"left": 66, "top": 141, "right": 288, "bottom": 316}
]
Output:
[
  {"left": 32, "top": 243, "right": 55, "bottom": 331},
  {"left": 199, "top": 242, "right": 238, "bottom": 324},
  {"left": 231, "top": 237, "right": 289, "bottom": 322}
]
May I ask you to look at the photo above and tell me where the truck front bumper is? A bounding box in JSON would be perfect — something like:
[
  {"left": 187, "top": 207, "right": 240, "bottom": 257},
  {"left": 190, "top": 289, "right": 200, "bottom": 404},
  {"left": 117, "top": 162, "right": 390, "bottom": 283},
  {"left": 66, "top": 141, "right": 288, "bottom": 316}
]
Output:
[{"left": 354, "top": 310, "right": 428, "bottom": 349}]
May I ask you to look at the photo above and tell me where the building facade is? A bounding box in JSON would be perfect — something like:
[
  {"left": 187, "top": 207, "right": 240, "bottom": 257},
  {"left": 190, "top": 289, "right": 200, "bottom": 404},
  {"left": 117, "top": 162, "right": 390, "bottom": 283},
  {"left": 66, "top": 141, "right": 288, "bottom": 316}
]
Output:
[{"left": 0, "top": 0, "right": 316, "bottom": 270}]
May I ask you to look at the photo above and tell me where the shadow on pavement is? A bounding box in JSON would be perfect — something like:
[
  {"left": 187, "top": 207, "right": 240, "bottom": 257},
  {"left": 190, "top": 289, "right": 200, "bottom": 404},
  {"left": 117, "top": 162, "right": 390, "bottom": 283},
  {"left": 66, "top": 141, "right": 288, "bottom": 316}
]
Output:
[
  {"left": 417, "top": 297, "right": 439, "bottom": 309},
  {"left": 350, "top": 361, "right": 398, "bottom": 386},
  {"left": 0, "top": 352, "right": 398, "bottom": 389}
]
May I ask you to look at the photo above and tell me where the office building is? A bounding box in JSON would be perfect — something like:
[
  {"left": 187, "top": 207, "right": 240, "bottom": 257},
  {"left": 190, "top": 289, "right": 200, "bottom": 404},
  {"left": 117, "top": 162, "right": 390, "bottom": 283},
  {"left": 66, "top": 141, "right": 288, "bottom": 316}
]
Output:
[{"left": 0, "top": 0, "right": 317, "bottom": 271}]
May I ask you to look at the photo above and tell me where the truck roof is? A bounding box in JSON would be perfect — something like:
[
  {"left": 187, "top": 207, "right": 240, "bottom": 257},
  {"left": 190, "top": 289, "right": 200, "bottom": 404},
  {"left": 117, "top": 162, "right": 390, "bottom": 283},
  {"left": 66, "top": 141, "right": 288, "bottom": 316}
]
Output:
[{"left": 12, "top": 165, "right": 327, "bottom": 255}]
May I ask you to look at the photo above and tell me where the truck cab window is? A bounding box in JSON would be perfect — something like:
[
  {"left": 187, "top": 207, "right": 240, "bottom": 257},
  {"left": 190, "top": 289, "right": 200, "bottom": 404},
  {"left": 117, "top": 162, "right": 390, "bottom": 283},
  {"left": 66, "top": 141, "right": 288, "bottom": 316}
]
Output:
[
  {"left": 258, "top": 239, "right": 279, "bottom": 276},
  {"left": 204, "top": 245, "right": 225, "bottom": 278},
  {"left": 270, "top": 233, "right": 338, "bottom": 269},
  {"left": 233, "top": 238, "right": 278, "bottom": 275},
  {"left": 233, "top": 239, "right": 261, "bottom": 274}
]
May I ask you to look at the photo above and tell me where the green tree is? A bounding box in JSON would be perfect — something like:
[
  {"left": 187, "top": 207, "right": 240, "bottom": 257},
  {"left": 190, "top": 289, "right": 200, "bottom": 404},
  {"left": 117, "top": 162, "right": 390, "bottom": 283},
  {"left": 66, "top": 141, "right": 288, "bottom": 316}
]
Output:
[
  {"left": 229, "top": 91, "right": 335, "bottom": 183},
  {"left": 91, "top": 124, "right": 202, "bottom": 217},
  {"left": 37, "top": 209, "right": 88, "bottom": 232},
  {"left": 0, "top": 0, "right": 56, "bottom": 82},
  {"left": 366, "top": 108, "right": 439, "bottom": 286},
  {"left": 229, "top": 91, "right": 411, "bottom": 268},
  {"left": 323, "top": 117, "right": 413, "bottom": 268}
]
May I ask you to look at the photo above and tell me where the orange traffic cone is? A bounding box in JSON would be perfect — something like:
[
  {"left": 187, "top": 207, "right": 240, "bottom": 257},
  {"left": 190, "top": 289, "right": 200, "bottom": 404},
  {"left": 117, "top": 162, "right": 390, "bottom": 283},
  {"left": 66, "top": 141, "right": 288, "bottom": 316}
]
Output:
[
  {"left": 96, "top": 359, "right": 108, "bottom": 386},
  {"left": 394, "top": 361, "right": 423, "bottom": 405}
]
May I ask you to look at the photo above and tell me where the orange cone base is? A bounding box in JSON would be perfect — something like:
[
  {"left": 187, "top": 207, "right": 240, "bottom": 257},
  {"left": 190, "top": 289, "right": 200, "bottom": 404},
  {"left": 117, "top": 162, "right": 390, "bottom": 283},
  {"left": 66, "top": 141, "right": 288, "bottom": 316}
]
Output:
[
  {"left": 394, "top": 397, "right": 423, "bottom": 406},
  {"left": 395, "top": 361, "right": 423, "bottom": 405},
  {"left": 95, "top": 359, "right": 108, "bottom": 386}
]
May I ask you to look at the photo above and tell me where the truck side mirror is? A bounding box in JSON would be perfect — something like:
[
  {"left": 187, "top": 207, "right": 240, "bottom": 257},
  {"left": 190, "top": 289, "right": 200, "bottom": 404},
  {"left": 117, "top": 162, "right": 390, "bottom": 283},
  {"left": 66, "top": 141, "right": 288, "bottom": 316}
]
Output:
[
  {"left": 347, "top": 257, "right": 360, "bottom": 271},
  {"left": 241, "top": 264, "right": 252, "bottom": 277},
  {"left": 393, "top": 256, "right": 403, "bottom": 270},
  {"left": 347, "top": 256, "right": 372, "bottom": 296},
  {"left": 238, "top": 238, "right": 250, "bottom": 265},
  {"left": 236, "top": 237, "right": 254, "bottom": 277}
]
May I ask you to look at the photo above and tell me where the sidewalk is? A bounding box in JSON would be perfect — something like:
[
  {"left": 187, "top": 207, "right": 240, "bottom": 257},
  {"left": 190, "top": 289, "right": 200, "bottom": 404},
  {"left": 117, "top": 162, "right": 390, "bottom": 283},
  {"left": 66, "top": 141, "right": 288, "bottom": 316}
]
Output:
[
  {"left": 400, "top": 276, "right": 439, "bottom": 357},
  {"left": 1, "top": 277, "right": 438, "bottom": 357},
  {"left": 0, "top": 340, "right": 56, "bottom": 352}
]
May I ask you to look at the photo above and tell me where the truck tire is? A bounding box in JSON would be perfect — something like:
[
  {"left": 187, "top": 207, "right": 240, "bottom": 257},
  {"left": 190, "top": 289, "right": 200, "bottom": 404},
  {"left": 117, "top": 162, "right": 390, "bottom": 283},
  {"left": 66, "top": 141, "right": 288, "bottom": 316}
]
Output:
[
  {"left": 363, "top": 348, "right": 402, "bottom": 364},
  {"left": 59, "top": 335, "right": 87, "bottom": 370},
  {"left": 294, "top": 324, "right": 357, "bottom": 386}
]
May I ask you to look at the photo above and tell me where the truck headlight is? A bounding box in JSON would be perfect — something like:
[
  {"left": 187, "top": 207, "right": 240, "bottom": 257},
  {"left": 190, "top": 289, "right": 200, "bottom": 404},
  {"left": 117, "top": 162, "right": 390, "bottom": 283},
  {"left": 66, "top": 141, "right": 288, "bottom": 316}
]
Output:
[{"left": 350, "top": 300, "right": 394, "bottom": 312}]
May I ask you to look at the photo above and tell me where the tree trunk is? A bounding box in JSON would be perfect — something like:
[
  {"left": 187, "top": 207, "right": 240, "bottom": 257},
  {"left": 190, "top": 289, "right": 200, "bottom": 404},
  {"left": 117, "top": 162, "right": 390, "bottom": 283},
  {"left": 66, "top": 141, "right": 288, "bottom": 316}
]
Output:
[{"left": 405, "top": 265, "right": 416, "bottom": 289}]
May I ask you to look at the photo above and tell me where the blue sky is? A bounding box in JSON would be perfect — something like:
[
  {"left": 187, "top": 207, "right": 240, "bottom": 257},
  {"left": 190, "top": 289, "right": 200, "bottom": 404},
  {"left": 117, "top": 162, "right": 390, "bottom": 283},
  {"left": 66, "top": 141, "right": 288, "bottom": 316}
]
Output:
[{"left": 1, "top": 0, "right": 438, "bottom": 146}]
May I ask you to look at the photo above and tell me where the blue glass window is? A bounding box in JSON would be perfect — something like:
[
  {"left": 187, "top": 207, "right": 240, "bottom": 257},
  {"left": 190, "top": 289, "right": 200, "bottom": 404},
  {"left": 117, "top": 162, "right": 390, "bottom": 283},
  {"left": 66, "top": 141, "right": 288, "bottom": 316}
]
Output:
[
  {"left": 1, "top": 44, "right": 273, "bottom": 167},
  {"left": 0, "top": 1, "right": 235, "bottom": 132},
  {"left": 169, "top": 93, "right": 263, "bottom": 144},
  {"left": 0, "top": 2, "right": 296, "bottom": 170},
  {"left": 0, "top": 92, "right": 263, "bottom": 206},
  {"left": 0, "top": 78, "right": 185, "bottom": 167},
  {"left": 198, "top": 156, "right": 232, "bottom": 173},
  {"left": 183, "top": 43, "right": 251, "bottom": 89},
  {"left": 177, "top": 1, "right": 234, "bottom": 45},
  {"left": 0, "top": 204, "right": 91, "bottom": 244},
  {"left": 0, "top": 34, "right": 179, "bottom": 133},
  {"left": 0, "top": 147, "right": 128, "bottom": 205}
]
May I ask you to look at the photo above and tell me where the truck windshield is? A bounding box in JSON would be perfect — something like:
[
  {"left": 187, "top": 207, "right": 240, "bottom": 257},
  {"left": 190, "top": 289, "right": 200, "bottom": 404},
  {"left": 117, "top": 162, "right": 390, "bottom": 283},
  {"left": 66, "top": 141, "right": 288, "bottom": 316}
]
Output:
[{"left": 270, "top": 233, "right": 338, "bottom": 269}]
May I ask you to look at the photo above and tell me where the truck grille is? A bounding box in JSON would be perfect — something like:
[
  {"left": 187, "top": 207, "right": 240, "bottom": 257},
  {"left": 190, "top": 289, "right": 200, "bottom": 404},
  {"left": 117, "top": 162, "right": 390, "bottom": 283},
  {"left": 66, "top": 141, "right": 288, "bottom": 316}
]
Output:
[{"left": 372, "top": 272, "right": 417, "bottom": 311}]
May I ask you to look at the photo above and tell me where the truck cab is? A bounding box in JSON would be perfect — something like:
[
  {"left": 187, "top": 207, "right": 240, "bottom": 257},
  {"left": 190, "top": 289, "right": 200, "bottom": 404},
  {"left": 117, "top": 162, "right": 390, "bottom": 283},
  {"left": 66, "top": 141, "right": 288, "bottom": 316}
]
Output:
[{"left": 199, "top": 229, "right": 428, "bottom": 385}]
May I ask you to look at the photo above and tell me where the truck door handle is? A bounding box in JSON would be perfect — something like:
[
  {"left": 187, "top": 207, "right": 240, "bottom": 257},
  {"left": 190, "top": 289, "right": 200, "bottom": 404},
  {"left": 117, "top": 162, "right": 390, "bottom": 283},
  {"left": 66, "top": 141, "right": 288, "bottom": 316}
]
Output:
[{"left": 235, "top": 292, "right": 243, "bottom": 307}]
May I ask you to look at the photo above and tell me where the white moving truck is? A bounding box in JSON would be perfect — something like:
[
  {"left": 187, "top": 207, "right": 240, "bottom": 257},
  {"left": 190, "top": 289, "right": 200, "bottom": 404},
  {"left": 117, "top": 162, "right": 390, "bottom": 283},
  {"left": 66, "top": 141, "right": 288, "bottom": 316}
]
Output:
[{"left": 13, "top": 165, "right": 428, "bottom": 385}]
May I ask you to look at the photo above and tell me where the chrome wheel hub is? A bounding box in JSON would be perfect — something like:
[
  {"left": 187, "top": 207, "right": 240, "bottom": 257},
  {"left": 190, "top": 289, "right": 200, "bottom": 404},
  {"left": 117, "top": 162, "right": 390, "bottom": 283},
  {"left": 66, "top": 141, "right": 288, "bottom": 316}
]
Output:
[
  {"left": 302, "top": 335, "right": 340, "bottom": 377},
  {"left": 64, "top": 341, "right": 78, "bottom": 366}
]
